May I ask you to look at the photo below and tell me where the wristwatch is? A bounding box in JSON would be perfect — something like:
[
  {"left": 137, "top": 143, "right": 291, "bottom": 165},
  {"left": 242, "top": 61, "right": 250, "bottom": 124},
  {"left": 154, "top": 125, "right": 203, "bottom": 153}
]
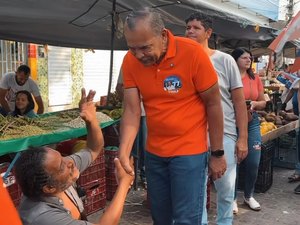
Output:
[{"left": 211, "top": 149, "right": 224, "bottom": 158}]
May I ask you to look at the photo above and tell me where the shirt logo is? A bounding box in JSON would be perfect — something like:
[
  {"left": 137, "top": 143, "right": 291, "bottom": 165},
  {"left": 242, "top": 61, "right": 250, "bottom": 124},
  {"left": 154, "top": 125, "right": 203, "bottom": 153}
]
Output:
[{"left": 163, "top": 76, "right": 182, "bottom": 93}]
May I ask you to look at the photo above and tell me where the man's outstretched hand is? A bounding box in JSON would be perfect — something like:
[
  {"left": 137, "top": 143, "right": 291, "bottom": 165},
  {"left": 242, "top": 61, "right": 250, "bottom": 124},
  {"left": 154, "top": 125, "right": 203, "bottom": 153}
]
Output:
[
  {"left": 79, "top": 88, "right": 97, "bottom": 123},
  {"left": 115, "top": 157, "right": 135, "bottom": 187},
  {"left": 79, "top": 88, "right": 96, "bottom": 108}
]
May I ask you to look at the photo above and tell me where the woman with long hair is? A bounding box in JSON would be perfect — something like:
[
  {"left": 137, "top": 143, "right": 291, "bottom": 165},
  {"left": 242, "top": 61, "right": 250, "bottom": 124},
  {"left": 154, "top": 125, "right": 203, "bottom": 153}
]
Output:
[
  {"left": 231, "top": 48, "right": 266, "bottom": 213},
  {"left": 9, "top": 90, "right": 37, "bottom": 118}
]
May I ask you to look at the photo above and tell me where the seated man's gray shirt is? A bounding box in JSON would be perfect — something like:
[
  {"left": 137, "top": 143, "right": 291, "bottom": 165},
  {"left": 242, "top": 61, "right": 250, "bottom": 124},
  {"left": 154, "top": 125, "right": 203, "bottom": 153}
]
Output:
[{"left": 18, "top": 149, "right": 94, "bottom": 225}]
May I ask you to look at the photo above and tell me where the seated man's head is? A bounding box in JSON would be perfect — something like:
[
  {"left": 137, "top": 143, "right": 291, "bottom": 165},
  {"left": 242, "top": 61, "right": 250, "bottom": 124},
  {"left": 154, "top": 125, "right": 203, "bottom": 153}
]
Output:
[{"left": 15, "top": 147, "right": 80, "bottom": 198}]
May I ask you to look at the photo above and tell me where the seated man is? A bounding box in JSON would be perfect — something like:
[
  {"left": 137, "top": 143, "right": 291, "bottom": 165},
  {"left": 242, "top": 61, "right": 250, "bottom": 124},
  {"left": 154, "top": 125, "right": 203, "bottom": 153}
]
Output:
[{"left": 15, "top": 88, "right": 134, "bottom": 225}]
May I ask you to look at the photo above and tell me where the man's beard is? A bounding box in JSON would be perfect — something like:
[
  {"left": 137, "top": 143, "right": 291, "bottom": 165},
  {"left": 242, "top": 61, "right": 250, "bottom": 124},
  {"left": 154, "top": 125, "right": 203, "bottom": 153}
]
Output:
[
  {"left": 15, "top": 76, "right": 25, "bottom": 86},
  {"left": 139, "top": 56, "right": 156, "bottom": 66}
]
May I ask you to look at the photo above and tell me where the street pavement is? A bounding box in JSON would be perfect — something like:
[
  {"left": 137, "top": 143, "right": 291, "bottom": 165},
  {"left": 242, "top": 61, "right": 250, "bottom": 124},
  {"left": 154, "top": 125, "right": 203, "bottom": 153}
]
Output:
[{"left": 88, "top": 167, "right": 300, "bottom": 225}]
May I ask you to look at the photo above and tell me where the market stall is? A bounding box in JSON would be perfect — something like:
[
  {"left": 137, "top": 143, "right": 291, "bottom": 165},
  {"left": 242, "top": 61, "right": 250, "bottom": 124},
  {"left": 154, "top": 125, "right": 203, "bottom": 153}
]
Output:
[
  {"left": 238, "top": 119, "right": 299, "bottom": 193},
  {"left": 0, "top": 110, "right": 119, "bottom": 156},
  {"left": 262, "top": 119, "right": 299, "bottom": 143},
  {"left": 242, "top": 106, "right": 300, "bottom": 193}
]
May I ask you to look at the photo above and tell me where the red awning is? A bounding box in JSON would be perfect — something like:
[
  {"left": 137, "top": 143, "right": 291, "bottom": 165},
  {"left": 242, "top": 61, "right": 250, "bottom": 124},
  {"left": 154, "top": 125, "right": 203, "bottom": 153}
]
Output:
[{"left": 268, "top": 11, "right": 300, "bottom": 53}]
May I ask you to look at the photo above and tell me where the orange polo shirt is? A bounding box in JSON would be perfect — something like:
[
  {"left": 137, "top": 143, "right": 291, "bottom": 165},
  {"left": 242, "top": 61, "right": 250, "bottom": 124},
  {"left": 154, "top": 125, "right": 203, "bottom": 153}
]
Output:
[
  {"left": 0, "top": 178, "right": 22, "bottom": 225},
  {"left": 122, "top": 30, "right": 218, "bottom": 157}
]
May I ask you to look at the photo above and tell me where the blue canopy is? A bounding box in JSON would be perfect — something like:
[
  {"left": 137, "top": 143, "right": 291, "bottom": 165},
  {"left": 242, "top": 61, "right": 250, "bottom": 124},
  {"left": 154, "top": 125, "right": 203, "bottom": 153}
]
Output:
[{"left": 230, "top": 0, "right": 279, "bottom": 21}]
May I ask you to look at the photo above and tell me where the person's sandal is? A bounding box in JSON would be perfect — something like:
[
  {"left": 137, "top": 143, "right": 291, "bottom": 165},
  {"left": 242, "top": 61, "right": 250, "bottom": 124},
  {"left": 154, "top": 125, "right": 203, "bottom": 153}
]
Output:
[
  {"left": 244, "top": 197, "right": 261, "bottom": 211},
  {"left": 294, "top": 184, "right": 300, "bottom": 194},
  {"left": 233, "top": 200, "right": 238, "bottom": 214},
  {"left": 288, "top": 174, "right": 300, "bottom": 183}
]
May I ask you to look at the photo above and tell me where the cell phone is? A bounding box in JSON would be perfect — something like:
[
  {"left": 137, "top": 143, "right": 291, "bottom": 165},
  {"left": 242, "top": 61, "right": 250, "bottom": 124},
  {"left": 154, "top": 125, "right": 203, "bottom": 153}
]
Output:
[{"left": 246, "top": 100, "right": 251, "bottom": 106}]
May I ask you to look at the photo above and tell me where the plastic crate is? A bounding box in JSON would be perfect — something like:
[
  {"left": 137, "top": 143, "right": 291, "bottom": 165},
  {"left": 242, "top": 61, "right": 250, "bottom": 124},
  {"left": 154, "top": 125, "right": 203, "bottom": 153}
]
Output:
[
  {"left": 104, "top": 147, "right": 119, "bottom": 170},
  {"left": 238, "top": 141, "right": 274, "bottom": 193},
  {"left": 106, "top": 175, "right": 118, "bottom": 193},
  {"left": 105, "top": 147, "right": 119, "bottom": 200},
  {"left": 104, "top": 135, "right": 120, "bottom": 147},
  {"left": 82, "top": 179, "right": 106, "bottom": 215},
  {"left": 103, "top": 124, "right": 120, "bottom": 147},
  {"left": 106, "top": 184, "right": 118, "bottom": 201},
  {"left": 260, "top": 141, "right": 274, "bottom": 164},
  {"left": 103, "top": 124, "right": 120, "bottom": 136},
  {"left": 255, "top": 159, "right": 273, "bottom": 193},
  {"left": 274, "top": 129, "right": 300, "bottom": 169},
  {"left": 56, "top": 139, "right": 79, "bottom": 156},
  {"left": 77, "top": 153, "right": 105, "bottom": 187},
  {"left": 0, "top": 162, "right": 22, "bottom": 207},
  {"left": 106, "top": 170, "right": 118, "bottom": 200}
]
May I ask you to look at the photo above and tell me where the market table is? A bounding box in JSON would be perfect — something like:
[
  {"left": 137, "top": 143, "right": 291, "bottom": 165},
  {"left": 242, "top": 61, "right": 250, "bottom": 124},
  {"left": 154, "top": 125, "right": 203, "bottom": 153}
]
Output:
[
  {"left": 0, "top": 119, "right": 118, "bottom": 157},
  {"left": 239, "top": 120, "right": 299, "bottom": 193},
  {"left": 0, "top": 114, "right": 120, "bottom": 208},
  {"left": 262, "top": 120, "right": 299, "bottom": 143}
]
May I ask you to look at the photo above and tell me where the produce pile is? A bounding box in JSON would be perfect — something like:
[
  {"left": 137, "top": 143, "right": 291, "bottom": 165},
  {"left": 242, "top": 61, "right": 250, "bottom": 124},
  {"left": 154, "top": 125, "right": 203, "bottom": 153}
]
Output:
[
  {"left": 100, "top": 108, "right": 123, "bottom": 120},
  {"left": 264, "top": 88, "right": 276, "bottom": 95},
  {"left": 257, "top": 110, "right": 299, "bottom": 135},
  {"left": 107, "top": 91, "right": 122, "bottom": 108},
  {"left": 0, "top": 110, "right": 113, "bottom": 140},
  {"left": 97, "top": 91, "right": 123, "bottom": 120}
]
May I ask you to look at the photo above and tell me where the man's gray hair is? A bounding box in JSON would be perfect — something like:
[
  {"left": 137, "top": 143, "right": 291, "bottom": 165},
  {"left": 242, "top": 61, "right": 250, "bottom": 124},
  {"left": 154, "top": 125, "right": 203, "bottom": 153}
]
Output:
[{"left": 125, "top": 8, "right": 165, "bottom": 35}]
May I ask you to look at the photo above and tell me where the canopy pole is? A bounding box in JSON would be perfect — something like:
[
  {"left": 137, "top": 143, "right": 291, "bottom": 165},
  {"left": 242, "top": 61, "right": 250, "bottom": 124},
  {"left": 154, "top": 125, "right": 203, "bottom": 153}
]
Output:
[{"left": 106, "top": 0, "right": 117, "bottom": 105}]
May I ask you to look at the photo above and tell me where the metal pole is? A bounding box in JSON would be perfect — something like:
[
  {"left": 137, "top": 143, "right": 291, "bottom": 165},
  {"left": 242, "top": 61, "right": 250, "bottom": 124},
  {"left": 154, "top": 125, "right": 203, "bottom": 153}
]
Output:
[
  {"left": 106, "top": 0, "right": 117, "bottom": 105},
  {"left": 0, "top": 40, "right": 4, "bottom": 76},
  {"left": 286, "top": 0, "right": 294, "bottom": 23},
  {"left": 213, "top": 34, "right": 217, "bottom": 49}
]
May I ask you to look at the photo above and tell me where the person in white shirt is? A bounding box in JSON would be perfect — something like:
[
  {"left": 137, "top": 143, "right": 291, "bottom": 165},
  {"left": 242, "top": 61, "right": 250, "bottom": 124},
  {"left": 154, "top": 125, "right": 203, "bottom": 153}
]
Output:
[
  {"left": 0, "top": 65, "right": 44, "bottom": 115},
  {"left": 185, "top": 12, "right": 248, "bottom": 224}
]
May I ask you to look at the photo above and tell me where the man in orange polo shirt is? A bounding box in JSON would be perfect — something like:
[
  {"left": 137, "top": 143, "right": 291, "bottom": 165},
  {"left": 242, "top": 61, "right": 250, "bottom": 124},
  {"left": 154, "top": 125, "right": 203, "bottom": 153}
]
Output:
[{"left": 119, "top": 8, "right": 226, "bottom": 225}]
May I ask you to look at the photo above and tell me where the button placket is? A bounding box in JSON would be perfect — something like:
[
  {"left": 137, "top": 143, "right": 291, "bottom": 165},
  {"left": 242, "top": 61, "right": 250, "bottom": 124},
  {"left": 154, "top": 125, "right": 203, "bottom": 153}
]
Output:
[{"left": 156, "top": 68, "right": 162, "bottom": 85}]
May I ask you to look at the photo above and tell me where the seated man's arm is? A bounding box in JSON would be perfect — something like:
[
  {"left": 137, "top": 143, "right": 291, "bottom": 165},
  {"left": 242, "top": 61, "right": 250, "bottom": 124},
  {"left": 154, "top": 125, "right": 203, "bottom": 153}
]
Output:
[
  {"left": 96, "top": 158, "right": 134, "bottom": 225},
  {"left": 79, "top": 88, "right": 104, "bottom": 161}
]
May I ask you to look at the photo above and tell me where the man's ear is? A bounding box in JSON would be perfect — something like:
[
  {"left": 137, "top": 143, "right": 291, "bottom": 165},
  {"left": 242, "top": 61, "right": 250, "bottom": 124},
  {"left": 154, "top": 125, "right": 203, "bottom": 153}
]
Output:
[
  {"left": 43, "top": 185, "right": 57, "bottom": 194},
  {"left": 206, "top": 28, "right": 213, "bottom": 39},
  {"left": 161, "top": 29, "right": 168, "bottom": 40}
]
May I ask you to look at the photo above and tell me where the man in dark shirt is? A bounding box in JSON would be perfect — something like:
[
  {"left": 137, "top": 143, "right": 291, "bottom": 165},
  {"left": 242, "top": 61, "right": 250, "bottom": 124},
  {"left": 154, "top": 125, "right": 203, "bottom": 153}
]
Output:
[{"left": 16, "top": 88, "right": 134, "bottom": 225}]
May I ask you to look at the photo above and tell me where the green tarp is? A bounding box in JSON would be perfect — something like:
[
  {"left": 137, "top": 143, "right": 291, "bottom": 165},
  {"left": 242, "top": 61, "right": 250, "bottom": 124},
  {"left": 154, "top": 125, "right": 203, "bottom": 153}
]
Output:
[{"left": 0, "top": 120, "right": 118, "bottom": 156}]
